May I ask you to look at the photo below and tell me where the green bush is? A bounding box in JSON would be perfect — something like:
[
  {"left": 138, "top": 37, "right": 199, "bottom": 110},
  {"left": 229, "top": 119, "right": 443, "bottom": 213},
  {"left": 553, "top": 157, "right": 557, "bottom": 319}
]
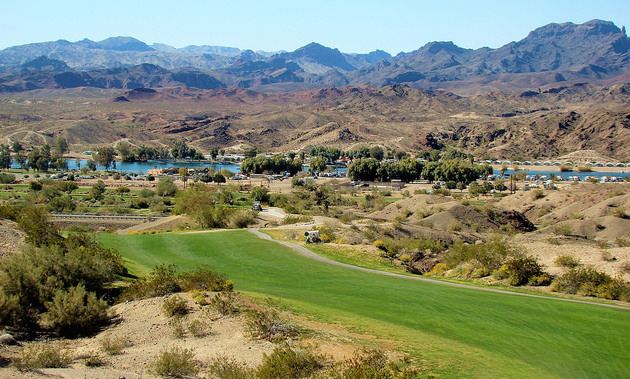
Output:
[
  {"left": 504, "top": 255, "right": 547, "bottom": 286},
  {"left": 442, "top": 238, "right": 515, "bottom": 271},
  {"left": 0, "top": 231, "right": 123, "bottom": 331},
  {"left": 555, "top": 255, "right": 580, "bottom": 269},
  {"left": 228, "top": 209, "right": 257, "bottom": 228},
  {"left": 13, "top": 344, "right": 73, "bottom": 371},
  {"left": 245, "top": 308, "right": 298, "bottom": 342},
  {"left": 0, "top": 173, "right": 16, "bottom": 184},
  {"left": 157, "top": 177, "right": 178, "bottom": 197},
  {"left": 121, "top": 264, "right": 181, "bottom": 300},
  {"left": 150, "top": 347, "right": 199, "bottom": 378},
  {"left": 551, "top": 266, "right": 612, "bottom": 295},
  {"left": 208, "top": 355, "right": 255, "bottom": 379},
  {"left": 163, "top": 295, "right": 189, "bottom": 317},
  {"left": 256, "top": 345, "right": 324, "bottom": 379},
  {"left": 42, "top": 284, "right": 110, "bottom": 337}
]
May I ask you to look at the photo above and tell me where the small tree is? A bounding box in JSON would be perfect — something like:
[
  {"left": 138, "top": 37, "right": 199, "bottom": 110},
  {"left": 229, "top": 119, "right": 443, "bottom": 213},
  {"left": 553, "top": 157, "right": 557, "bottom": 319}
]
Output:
[
  {"left": 179, "top": 168, "right": 189, "bottom": 189},
  {"left": 92, "top": 147, "right": 115, "bottom": 171},
  {"left": 157, "top": 177, "right": 178, "bottom": 196},
  {"left": 213, "top": 173, "right": 226, "bottom": 185},
  {"left": 250, "top": 186, "right": 270, "bottom": 203}
]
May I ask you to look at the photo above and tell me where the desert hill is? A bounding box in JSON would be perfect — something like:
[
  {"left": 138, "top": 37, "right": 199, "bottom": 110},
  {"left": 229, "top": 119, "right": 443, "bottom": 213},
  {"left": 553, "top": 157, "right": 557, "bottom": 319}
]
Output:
[{"left": 2, "top": 82, "right": 630, "bottom": 160}]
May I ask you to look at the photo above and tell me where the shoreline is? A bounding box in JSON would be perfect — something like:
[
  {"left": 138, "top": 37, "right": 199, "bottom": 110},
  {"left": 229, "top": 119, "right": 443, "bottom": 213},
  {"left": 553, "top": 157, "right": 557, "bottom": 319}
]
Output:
[{"left": 490, "top": 164, "right": 627, "bottom": 174}]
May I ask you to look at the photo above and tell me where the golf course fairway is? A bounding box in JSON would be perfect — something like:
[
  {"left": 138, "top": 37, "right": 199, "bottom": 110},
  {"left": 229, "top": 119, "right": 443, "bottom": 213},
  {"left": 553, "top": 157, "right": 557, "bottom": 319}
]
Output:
[{"left": 99, "top": 230, "right": 630, "bottom": 378}]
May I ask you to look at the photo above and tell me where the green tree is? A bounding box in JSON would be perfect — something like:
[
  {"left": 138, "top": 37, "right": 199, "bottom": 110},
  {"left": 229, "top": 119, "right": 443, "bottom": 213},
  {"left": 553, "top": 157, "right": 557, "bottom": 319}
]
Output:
[
  {"left": 55, "top": 137, "right": 68, "bottom": 157},
  {"left": 116, "top": 141, "right": 135, "bottom": 162},
  {"left": 244, "top": 148, "right": 258, "bottom": 159},
  {"left": 309, "top": 156, "right": 327, "bottom": 173},
  {"left": 250, "top": 186, "right": 270, "bottom": 203},
  {"left": 0, "top": 144, "right": 11, "bottom": 169},
  {"left": 157, "top": 177, "right": 178, "bottom": 197},
  {"left": 369, "top": 146, "right": 384, "bottom": 161},
  {"left": 92, "top": 147, "right": 115, "bottom": 171},
  {"left": 213, "top": 172, "right": 226, "bottom": 184},
  {"left": 179, "top": 168, "right": 189, "bottom": 189},
  {"left": 90, "top": 180, "right": 106, "bottom": 200}
]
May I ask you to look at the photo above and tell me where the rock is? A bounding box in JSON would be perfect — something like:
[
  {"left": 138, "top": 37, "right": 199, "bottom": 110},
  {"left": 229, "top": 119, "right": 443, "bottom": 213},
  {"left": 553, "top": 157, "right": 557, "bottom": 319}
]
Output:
[{"left": 0, "top": 333, "right": 17, "bottom": 345}]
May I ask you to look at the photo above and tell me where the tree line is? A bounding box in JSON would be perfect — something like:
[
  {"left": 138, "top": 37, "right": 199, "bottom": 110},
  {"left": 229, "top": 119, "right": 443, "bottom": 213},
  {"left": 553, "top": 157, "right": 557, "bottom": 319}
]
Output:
[{"left": 348, "top": 158, "right": 492, "bottom": 184}]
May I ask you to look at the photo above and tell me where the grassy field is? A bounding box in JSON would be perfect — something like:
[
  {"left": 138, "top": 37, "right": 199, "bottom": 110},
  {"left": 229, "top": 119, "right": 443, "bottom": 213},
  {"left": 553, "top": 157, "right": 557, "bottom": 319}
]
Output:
[{"left": 99, "top": 230, "right": 630, "bottom": 378}]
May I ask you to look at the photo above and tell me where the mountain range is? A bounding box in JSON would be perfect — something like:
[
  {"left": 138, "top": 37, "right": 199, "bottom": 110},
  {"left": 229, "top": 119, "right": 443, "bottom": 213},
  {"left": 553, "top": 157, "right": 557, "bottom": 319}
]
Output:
[{"left": 0, "top": 19, "right": 629, "bottom": 93}]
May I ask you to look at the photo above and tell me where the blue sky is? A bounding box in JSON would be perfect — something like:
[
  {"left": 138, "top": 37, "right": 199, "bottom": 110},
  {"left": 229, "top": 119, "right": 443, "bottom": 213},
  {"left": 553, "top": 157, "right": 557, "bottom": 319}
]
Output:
[{"left": 1, "top": 1, "right": 629, "bottom": 54}]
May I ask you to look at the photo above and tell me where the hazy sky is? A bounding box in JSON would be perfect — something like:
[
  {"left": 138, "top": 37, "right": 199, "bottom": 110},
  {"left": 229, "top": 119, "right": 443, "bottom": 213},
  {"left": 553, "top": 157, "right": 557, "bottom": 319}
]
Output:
[{"left": 1, "top": 0, "right": 629, "bottom": 54}]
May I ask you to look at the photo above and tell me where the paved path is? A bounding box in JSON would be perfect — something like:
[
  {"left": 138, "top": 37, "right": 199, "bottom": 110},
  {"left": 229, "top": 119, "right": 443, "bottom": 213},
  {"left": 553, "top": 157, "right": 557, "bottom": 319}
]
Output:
[{"left": 248, "top": 228, "right": 630, "bottom": 310}]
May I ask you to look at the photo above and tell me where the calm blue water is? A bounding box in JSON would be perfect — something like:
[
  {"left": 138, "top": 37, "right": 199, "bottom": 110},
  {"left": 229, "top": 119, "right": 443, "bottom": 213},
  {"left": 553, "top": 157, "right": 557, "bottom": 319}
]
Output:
[
  {"left": 12, "top": 160, "right": 242, "bottom": 174},
  {"left": 10, "top": 159, "right": 629, "bottom": 180}
]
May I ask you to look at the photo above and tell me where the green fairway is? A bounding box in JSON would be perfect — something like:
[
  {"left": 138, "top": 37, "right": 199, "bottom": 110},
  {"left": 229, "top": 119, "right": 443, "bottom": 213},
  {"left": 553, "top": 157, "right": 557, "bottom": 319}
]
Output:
[{"left": 99, "top": 231, "right": 630, "bottom": 378}]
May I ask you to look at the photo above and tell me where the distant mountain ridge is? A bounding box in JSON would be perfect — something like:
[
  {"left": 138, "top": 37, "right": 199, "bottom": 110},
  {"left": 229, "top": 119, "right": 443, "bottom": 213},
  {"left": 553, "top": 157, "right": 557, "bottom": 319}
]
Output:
[{"left": 0, "top": 19, "right": 629, "bottom": 93}]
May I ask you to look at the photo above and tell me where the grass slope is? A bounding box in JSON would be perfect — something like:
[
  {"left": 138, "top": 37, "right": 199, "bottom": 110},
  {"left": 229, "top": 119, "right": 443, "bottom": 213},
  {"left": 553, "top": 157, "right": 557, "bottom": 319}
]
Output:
[{"left": 99, "top": 231, "right": 630, "bottom": 378}]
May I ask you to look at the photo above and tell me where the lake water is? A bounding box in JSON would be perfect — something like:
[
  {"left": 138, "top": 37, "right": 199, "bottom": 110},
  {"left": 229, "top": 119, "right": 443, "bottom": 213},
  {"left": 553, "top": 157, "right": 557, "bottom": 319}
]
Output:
[
  {"left": 10, "top": 160, "right": 629, "bottom": 180},
  {"left": 12, "top": 159, "right": 242, "bottom": 174}
]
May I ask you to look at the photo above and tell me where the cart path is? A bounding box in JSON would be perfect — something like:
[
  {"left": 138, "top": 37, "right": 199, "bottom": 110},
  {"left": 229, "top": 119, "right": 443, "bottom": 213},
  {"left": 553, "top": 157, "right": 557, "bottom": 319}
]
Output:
[{"left": 248, "top": 228, "right": 630, "bottom": 311}]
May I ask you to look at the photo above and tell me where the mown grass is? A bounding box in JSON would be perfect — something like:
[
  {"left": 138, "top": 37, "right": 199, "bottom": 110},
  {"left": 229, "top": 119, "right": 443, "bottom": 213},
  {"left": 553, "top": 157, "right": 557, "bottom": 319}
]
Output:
[{"left": 99, "top": 230, "right": 630, "bottom": 378}]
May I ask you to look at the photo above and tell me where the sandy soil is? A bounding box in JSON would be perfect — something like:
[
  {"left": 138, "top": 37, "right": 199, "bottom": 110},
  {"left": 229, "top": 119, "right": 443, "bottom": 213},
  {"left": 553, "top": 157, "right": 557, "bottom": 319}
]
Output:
[
  {"left": 0, "top": 219, "right": 25, "bottom": 258},
  {"left": 1, "top": 293, "right": 274, "bottom": 378},
  {"left": 0, "top": 291, "right": 386, "bottom": 378}
]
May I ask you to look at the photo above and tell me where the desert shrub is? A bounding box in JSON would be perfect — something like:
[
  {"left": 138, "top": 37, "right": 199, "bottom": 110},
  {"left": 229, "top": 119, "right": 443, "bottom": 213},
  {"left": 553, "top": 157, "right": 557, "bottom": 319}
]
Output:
[
  {"left": 555, "top": 255, "right": 580, "bottom": 269},
  {"left": 448, "top": 220, "right": 463, "bottom": 232},
  {"left": 281, "top": 214, "right": 313, "bottom": 225},
  {"left": 178, "top": 265, "right": 233, "bottom": 292},
  {"left": 317, "top": 224, "right": 337, "bottom": 243},
  {"left": 619, "top": 261, "right": 630, "bottom": 275},
  {"left": 531, "top": 189, "right": 545, "bottom": 200},
  {"left": 227, "top": 209, "right": 257, "bottom": 228},
  {"left": 331, "top": 349, "right": 420, "bottom": 379},
  {"left": 504, "top": 254, "right": 547, "bottom": 286},
  {"left": 80, "top": 351, "right": 105, "bottom": 367},
  {"left": 428, "top": 263, "right": 448, "bottom": 276},
  {"left": 169, "top": 317, "right": 186, "bottom": 338},
  {"left": 615, "top": 237, "right": 630, "bottom": 247},
  {"left": 0, "top": 231, "right": 122, "bottom": 331},
  {"left": 209, "top": 291, "right": 241, "bottom": 316},
  {"left": 551, "top": 266, "right": 612, "bottom": 295},
  {"left": 115, "top": 186, "right": 130, "bottom": 193},
  {"left": 100, "top": 335, "right": 132, "bottom": 355},
  {"left": 208, "top": 355, "right": 255, "bottom": 379},
  {"left": 0, "top": 173, "right": 16, "bottom": 184},
  {"left": 600, "top": 250, "right": 616, "bottom": 262},
  {"left": 610, "top": 206, "right": 628, "bottom": 219},
  {"left": 150, "top": 347, "right": 199, "bottom": 378},
  {"left": 13, "top": 343, "right": 73, "bottom": 371},
  {"left": 121, "top": 264, "right": 181, "bottom": 300},
  {"left": 245, "top": 308, "right": 298, "bottom": 342},
  {"left": 552, "top": 224, "right": 573, "bottom": 236},
  {"left": 42, "top": 284, "right": 110, "bottom": 337},
  {"left": 442, "top": 238, "right": 516, "bottom": 271},
  {"left": 256, "top": 345, "right": 324, "bottom": 379},
  {"left": 597, "top": 278, "right": 630, "bottom": 301},
  {"left": 187, "top": 319, "right": 211, "bottom": 337},
  {"left": 163, "top": 295, "right": 189, "bottom": 317}
]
